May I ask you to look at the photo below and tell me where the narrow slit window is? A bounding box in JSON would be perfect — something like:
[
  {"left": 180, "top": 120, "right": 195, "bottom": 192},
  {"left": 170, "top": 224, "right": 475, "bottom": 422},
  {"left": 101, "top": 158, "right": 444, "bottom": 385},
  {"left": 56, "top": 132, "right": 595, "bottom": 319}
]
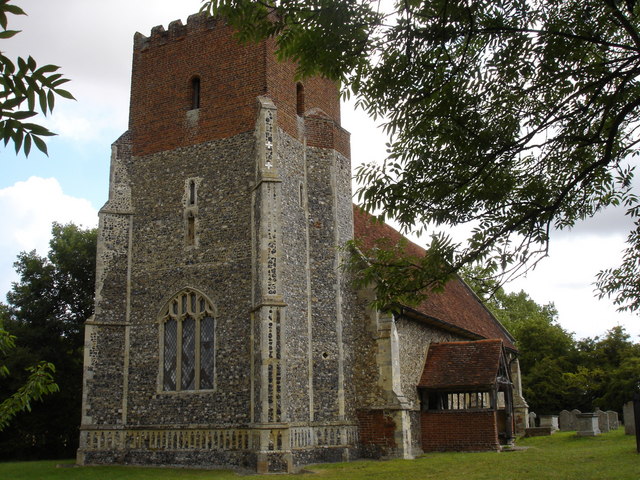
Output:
[
  {"left": 189, "top": 180, "right": 196, "bottom": 205},
  {"left": 296, "top": 82, "right": 305, "bottom": 116},
  {"left": 191, "top": 76, "right": 201, "bottom": 110},
  {"left": 187, "top": 213, "right": 195, "bottom": 246}
]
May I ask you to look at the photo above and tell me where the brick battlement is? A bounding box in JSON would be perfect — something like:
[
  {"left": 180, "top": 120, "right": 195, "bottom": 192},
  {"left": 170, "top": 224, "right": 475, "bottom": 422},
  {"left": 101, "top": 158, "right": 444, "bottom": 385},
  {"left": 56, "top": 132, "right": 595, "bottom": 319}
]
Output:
[{"left": 133, "top": 13, "right": 216, "bottom": 52}]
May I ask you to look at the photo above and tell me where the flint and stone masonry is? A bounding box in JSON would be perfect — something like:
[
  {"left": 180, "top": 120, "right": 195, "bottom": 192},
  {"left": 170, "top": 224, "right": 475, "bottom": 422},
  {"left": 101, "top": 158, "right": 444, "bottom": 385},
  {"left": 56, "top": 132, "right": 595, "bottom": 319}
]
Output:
[{"left": 78, "top": 13, "right": 525, "bottom": 473}]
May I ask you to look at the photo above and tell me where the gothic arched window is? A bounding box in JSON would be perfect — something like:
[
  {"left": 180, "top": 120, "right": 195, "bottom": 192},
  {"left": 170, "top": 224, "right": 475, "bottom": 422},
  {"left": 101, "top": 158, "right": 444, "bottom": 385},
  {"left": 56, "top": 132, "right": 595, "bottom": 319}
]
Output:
[{"left": 160, "top": 289, "right": 216, "bottom": 391}]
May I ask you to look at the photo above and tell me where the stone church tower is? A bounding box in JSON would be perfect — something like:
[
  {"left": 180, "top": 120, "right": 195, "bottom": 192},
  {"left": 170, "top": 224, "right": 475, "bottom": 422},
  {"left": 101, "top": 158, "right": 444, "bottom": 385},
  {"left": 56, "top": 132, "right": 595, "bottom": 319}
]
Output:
[{"left": 77, "top": 13, "right": 356, "bottom": 473}]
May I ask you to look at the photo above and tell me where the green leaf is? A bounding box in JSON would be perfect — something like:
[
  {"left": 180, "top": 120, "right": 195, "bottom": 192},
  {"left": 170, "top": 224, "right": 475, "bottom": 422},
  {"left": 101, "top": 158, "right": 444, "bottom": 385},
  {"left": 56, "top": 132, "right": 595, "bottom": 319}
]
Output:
[
  {"left": 0, "top": 29, "right": 19, "bottom": 39},
  {"left": 4, "top": 4, "right": 26, "bottom": 16},
  {"left": 1, "top": 55, "right": 15, "bottom": 74},
  {"left": 26, "top": 84, "right": 35, "bottom": 111},
  {"left": 1, "top": 96, "right": 25, "bottom": 110},
  {"left": 12, "top": 126, "right": 22, "bottom": 154},
  {"left": 1, "top": 121, "right": 12, "bottom": 145},
  {"left": 22, "top": 122, "right": 54, "bottom": 136},
  {"left": 5, "top": 110, "right": 36, "bottom": 120},
  {"left": 34, "top": 64, "right": 59, "bottom": 76},
  {"left": 32, "top": 134, "right": 47, "bottom": 156},
  {"left": 23, "top": 132, "right": 31, "bottom": 156},
  {"left": 38, "top": 89, "right": 47, "bottom": 115},
  {"left": 53, "top": 88, "right": 75, "bottom": 100}
]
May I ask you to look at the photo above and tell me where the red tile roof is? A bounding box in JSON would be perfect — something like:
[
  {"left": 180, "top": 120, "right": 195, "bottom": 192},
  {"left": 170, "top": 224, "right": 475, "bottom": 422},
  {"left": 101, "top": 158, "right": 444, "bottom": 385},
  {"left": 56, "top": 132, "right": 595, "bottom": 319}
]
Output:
[
  {"left": 353, "top": 206, "right": 516, "bottom": 351},
  {"left": 418, "top": 339, "right": 505, "bottom": 389}
]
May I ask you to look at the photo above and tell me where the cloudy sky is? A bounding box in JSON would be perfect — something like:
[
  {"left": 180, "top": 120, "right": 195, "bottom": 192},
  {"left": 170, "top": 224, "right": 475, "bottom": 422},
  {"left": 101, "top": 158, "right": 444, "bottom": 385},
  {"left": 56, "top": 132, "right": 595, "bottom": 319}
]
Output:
[{"left": 0, "top": 0, "right": 638, "bottom": 341}]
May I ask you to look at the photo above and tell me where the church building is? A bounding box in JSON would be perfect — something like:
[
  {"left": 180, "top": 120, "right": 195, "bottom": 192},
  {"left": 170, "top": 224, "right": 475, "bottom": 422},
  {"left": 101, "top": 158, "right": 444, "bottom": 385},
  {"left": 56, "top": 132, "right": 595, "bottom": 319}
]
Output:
[{"left": 77, "top": 13, "right": 527, "bottom": 473}]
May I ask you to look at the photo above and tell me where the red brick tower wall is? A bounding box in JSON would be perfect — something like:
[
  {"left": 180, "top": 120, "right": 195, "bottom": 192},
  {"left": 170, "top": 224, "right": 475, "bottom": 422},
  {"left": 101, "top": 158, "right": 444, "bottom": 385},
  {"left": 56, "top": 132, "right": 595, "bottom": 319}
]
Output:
[{"left": 128, "top": 14, "right": 344, "bottom": 158}]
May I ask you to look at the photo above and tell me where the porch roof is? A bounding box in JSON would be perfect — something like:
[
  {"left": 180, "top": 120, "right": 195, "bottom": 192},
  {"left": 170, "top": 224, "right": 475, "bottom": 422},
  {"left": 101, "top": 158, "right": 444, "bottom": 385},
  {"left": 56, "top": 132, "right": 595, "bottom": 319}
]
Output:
[{"left": 418, "top": 339, "right": 505, "bottom": 390}]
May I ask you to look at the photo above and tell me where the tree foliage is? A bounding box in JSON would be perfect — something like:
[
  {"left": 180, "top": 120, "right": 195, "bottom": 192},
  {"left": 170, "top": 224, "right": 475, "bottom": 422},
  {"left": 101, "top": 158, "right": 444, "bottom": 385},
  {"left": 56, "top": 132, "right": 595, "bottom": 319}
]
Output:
[
  {"left": 201, "top": 0, "right": 640, "bottom": 312},
  {"left": 0, "top": 314, "right": 58, "bottom": 431},
  {"left": 0, "top": 223, "right": 96, "bottom": 459},
  {"left": 464, "top": 267, "right": 640, "bottom": 413},
  {"left": 0, "top": 0, "right": 74, "bottom": 157}
]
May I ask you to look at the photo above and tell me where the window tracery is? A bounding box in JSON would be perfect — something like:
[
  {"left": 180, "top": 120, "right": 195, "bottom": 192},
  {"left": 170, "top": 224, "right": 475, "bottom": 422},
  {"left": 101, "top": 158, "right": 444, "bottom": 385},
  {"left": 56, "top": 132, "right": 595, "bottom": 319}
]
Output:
[{"left": 160, "top": 288, "right": 216, "bottom": 391}]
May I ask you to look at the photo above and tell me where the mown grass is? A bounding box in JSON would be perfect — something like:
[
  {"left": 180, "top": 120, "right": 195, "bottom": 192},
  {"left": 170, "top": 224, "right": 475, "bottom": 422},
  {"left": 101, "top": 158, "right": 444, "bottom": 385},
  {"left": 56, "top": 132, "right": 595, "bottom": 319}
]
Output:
[{"left": 1, "top": 429, "right": 637, "bottom": 480}]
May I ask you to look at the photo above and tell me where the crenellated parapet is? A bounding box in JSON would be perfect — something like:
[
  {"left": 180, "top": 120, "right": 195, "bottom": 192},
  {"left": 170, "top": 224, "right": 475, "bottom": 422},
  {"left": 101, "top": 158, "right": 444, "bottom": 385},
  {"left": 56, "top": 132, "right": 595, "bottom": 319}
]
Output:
[{"left": 133, "top": 13, "right": 218, "bottom": 52}]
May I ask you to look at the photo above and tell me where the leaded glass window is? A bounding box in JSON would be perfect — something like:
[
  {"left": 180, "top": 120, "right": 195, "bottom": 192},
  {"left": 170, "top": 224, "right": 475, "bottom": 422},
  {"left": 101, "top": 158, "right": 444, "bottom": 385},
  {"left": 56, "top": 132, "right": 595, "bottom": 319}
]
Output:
[{"left": 160, "top": 289, "right": 216, "bottom": 391}]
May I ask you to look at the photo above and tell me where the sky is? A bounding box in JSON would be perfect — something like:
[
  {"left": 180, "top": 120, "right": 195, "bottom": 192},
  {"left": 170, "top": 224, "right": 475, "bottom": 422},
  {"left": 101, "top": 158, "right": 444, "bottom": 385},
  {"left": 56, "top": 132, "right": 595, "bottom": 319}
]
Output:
[{"left": 0, "top": 0, "right": 638, "bottom": 341}]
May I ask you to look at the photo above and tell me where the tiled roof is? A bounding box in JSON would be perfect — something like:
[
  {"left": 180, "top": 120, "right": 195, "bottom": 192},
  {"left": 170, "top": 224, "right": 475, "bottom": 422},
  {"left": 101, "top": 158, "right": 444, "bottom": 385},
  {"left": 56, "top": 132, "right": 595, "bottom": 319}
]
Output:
[
  {"left": 418, "top": 339, "right": 505, "bottom": 389},
  {"left": 353, "top": 206, "right": 516, "bottom": 351}
]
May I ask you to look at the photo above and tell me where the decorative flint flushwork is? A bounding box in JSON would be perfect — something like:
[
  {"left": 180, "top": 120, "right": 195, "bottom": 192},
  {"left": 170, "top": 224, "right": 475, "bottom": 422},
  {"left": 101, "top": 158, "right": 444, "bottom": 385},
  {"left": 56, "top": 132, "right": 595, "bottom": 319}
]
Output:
[
  {"left": 265, "top": 183, "right": 278, "bottom": 296},
  {"left": 82, "top": 425, "right": 358, "bottom": 452},
  {"left": 264, "top": 110, "right": 274, "bottom": 169},
  {"left": 267, "top": 306, "right": 282, "bottom": 422}
]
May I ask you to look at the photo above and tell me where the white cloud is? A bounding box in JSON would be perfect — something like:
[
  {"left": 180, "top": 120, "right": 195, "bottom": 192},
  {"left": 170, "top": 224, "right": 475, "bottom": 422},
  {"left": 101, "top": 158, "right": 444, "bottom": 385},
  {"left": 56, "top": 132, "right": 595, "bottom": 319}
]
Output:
[
  {"left": 0, "top": 177, "right": 98, "bottom": 300},
  {"left": 508, "top": 231, "right": 640, "bottom": 341}
]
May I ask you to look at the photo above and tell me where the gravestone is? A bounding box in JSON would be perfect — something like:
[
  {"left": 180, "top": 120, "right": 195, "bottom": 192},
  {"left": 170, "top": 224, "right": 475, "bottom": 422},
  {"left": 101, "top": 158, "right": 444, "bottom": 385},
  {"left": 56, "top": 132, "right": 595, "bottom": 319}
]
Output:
[
  {"left": 606, "top": 411, "right": 619, "bottom": 430},
  {"left": 576, "top": 413, "right": 601, "bottom": 437},
  {"left": 528, "top": 411, "right": 537, "bottom": 428},
  {"left": 559, "top": 410, "right": 575, "bottom": 431},
  {"left": 572, "top": 410, "right": 582, "bottom": 429},
  {"left": 539, "top": 415, "right": 559, "bottom": 432},
  {"left": 596, "top": 408, "right": 610, "bottom": 433},
  {"left": 624, "top": 401, "right": 635, "bottom": 435}
]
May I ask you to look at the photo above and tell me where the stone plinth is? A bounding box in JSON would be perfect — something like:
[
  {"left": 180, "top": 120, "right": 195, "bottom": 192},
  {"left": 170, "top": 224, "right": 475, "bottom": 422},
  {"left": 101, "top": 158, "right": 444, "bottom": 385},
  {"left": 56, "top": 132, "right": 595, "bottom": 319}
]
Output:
[
  {"left": 539, "top": 415, "right": 559, "bottom": 432},
  {"left": 576, "top": 413, "right": 601, "bottom": 437}
]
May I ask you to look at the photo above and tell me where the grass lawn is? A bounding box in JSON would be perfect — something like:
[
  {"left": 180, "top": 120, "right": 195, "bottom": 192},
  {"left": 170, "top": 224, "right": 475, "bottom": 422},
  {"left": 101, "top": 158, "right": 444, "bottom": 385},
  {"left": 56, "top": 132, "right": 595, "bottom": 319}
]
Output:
[{"left": 1, "top": 429, "right": 637, "bottom": 480}]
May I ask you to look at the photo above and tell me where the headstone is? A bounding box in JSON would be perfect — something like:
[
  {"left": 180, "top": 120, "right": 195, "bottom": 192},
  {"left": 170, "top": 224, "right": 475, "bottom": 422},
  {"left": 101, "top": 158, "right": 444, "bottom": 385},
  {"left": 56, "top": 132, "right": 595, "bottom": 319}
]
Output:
[
  {"left": 559, "top": 410, "right": 575, "bottom": 431},
  {"left": 539, "top": 415, "right": 559, "bottom": 432},
  {"left": 576, "top": 413, "right": 601, "bottom": 437},
  {"left": 606, "top": 411, "right": 619, "bottom": 430},
  {"left": 528, "top": 411, "right": 537, "bottom": 428},
  {"left": 624, "top": 401, "right": 635, "bottom": 435},
  {"left": 596, "top": 408, "right": 610, "bottom": 433},
  {"left": 572, "top": 409, "right": 582, "bottom": 429}
]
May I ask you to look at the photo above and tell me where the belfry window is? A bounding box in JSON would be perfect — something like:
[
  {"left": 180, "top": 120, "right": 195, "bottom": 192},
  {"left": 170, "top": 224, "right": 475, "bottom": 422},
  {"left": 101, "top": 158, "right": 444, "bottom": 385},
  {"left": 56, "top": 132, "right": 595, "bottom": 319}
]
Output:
[
  {"left": 191, "top": 76, "right": 201, "bottom": 110},
  {"left": 160, "top": 289, "right": 216, "bottom": 391}
]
